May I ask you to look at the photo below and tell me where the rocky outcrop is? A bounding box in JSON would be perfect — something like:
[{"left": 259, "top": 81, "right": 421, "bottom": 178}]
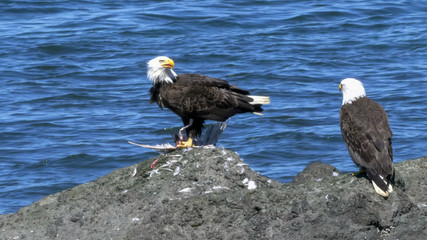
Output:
[{"left": 0, "top": 147, "right": 426, "bottom": 240}]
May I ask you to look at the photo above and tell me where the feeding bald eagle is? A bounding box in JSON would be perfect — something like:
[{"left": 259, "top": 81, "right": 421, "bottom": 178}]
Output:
[
  {"left": 339, "top": 78, "right": 394, "bottom": 197},
  {"left": 147, "top": 56, "right": 270, "bottom": 148}
]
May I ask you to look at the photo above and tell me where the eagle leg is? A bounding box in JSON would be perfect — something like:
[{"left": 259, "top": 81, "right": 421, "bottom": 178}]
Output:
[
  {"left": 176, "top": 119, "right": 195, "bottom": 148},
  {"left": 352, "top": 167, "right": 365, "bottom": 177},
  {"left": 178, "top": 119, "right": 193, "bottom": 140}
]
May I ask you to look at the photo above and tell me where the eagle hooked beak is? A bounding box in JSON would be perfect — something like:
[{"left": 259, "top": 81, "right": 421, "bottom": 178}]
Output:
[
  {"left": 339, "top": 83, "right": 342, "bottom": 92},
  {"left": 161, "top": 58, "right": 175, "bottom": 69}
]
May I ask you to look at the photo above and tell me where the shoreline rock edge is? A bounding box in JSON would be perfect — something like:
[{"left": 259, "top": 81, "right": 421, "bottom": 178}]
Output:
[{"left": 0, "top": 147, "right": 426, "bottom": 240}]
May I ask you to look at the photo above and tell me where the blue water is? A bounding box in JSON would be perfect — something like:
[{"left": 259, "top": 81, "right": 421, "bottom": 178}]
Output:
[{"left": 1, "top": 0, "right": 426, "bottom": 214}]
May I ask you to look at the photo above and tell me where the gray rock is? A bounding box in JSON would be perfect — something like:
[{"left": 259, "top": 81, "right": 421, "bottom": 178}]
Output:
[
  {"left": 0, "top": 147, "right": 426, "bottom": 240},
  {"left": 292, "top": 161, "right": 340, "bottom": 184}
]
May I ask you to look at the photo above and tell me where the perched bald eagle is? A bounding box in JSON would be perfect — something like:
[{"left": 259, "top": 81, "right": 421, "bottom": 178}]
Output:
[
  {"left": 339, "top": 78, "right": 394, "bottom": 197},
  {"left": 147, "top": 56, "right": 270, "bottom": 148}
]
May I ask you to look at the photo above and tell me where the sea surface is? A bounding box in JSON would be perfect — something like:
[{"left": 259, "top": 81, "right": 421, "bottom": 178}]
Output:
[{"left": 1, "top": 0, "right": 426, "bottom": 214}]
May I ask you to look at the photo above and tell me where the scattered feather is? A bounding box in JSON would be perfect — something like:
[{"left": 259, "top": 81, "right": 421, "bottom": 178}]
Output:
[
  {"left": 178, "top": 187, "right": 193, "bottom": 193},
  {"left": 247, "top": 181, "right": 257, "bottom": 190},
  {"left": 149, "top": 169, "right": 159, "bottom": 178},
  {"left": 242, "top": 178, "right": 257, "bottom": 190},
  {"left": 173, "top": 166, "right": 180, "bottom": 176}
]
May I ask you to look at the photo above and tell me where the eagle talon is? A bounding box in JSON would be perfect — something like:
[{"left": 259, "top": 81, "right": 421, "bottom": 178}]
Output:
[
  {"left": 176, "top": 138, "right": 194, "bottom": 148},
  {"left": 352, "top": 167, "right": 365, "bottom": 177},
  {"left": 175, "top": 136, "right": 187, "bottom": 147}
]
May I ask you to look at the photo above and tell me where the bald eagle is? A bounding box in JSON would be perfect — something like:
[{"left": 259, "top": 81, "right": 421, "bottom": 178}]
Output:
[
  {"left": 339, "top": 78, "right": 394, "bottom": 197},
  {"left": 147, "top": 56, "right": 270, "bottom": 148}
]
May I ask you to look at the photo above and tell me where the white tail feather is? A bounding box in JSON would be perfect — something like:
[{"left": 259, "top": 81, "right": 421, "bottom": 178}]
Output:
[
  {"left": 372, "top": 180, "right": 393, "bottom": 197},
  {"left": 248, "top": 95, "right": 271, "bottom": 105}
]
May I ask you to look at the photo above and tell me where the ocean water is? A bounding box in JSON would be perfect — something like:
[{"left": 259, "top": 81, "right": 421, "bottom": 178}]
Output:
[{"left": 1, "top": 0, "right": 426, "bottom": 214}]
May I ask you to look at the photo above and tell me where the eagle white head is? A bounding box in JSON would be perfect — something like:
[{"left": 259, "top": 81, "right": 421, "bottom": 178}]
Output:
[
  {"left": 147, "top": 56, "right": 178, "bottom": 84},
  {"left": 339, "top": 78, "right": 366, "bottom": 105}
]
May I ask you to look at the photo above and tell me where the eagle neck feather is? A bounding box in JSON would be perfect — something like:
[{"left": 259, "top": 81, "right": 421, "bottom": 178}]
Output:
[
  {"left": 342, "top": 90, "right": 366, "bottom": 105},
  {"left": 147, "top": 67, "right": 177, "bottom": 85}
]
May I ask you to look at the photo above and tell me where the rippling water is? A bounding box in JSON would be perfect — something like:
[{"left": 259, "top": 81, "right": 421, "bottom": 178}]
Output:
[{"left": 1, "top": 0, "right": 426, "bottom": 213}]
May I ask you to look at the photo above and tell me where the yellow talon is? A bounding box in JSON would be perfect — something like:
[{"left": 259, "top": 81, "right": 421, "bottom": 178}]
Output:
[
  {"left": 176, "top": 138, "right": 194, "bottom": 148},
  {"left": 352, "top": 167, "right": 365, "bottom": 176}
]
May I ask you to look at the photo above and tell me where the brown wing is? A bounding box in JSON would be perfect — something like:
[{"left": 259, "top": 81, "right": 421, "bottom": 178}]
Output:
[
  {"left": 177, "top": 73, "right": 250, "bottom": 95},
  {"left": 160, "top": 73, "right": 258, "bottom": 122}
]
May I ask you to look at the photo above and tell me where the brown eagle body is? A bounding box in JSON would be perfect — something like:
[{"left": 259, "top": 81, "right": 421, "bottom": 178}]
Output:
[
  {"left": 150, "top": 73, "right": 263, "bottom": 138},
  {"left": 339, "top": 78, "right": 394, "bottom": 197},
  {"left": 340, "top": 97, "right": 394, "bottom": 192}
]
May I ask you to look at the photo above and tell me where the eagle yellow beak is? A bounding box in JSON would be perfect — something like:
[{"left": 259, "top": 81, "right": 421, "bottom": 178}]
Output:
[
  {"left": 161, "top": 58, "right": 175, "bottom": 69},
  {"left": 339, "top": 83, "right": 342, "bottom": 91}
]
